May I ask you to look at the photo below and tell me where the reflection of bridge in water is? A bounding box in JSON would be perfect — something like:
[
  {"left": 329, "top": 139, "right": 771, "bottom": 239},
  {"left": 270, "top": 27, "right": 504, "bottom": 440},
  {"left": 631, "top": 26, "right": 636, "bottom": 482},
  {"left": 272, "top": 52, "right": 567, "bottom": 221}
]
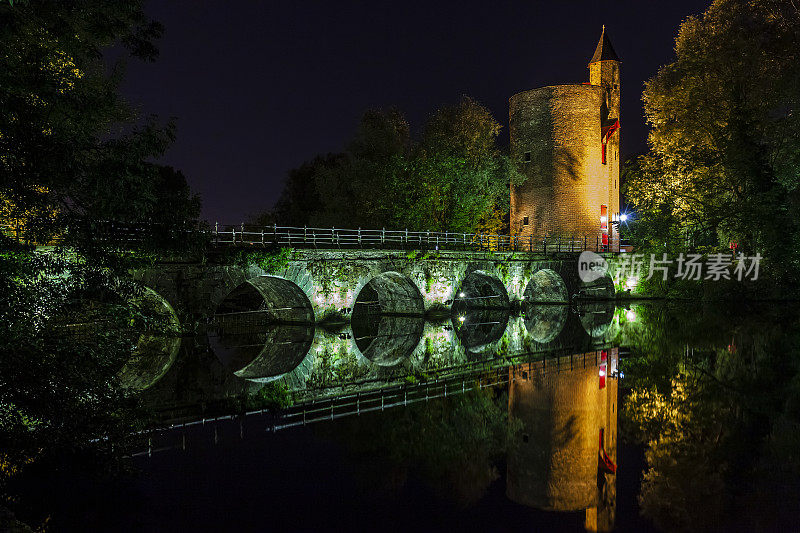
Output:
[
  {"left": 147, "top": 299, "right": 617, "bottom": 419},
  {"left": 136, "top": 346, "right": 619, "bottom": 531}
]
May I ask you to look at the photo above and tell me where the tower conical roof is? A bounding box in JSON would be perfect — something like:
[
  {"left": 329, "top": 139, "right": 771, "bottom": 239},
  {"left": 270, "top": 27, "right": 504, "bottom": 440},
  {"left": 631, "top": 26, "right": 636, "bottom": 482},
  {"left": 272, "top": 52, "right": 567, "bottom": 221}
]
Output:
[{"left": 589, "top": 26, "right": 620, "bottom": 63}]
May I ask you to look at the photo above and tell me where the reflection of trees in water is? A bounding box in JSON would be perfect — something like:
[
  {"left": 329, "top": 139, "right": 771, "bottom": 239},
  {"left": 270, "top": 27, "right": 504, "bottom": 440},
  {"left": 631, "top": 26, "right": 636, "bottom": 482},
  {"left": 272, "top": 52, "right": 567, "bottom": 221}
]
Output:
[
  {"left": 321, "top": 386, "right": 520, "bottom": 506},
  {"left": 621, "top": 304, "right": 800, "bottom": 531}
]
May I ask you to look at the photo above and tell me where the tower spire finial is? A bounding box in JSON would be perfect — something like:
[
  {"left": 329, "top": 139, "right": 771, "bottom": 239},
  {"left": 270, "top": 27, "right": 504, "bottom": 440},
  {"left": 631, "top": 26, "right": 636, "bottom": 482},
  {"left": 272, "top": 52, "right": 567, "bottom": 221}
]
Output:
[{"left": 589, "top": 26, "right": 620, "bottom": 64}]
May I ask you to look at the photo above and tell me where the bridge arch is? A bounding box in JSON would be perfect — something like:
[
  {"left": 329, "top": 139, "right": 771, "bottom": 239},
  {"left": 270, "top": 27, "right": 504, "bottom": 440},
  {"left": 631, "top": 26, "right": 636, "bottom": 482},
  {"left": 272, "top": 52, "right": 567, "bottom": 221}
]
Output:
[
  {"left": 523, "top": 269, "right": 568, "bottom": 303},
  {"left": 351, "top": 272, "right": 425, "bottom": 366},
  {"left": 452, "top": 309, "right": 510, "bottom": 353},
  {"left": 453, "top": 270, "right": 510, "bottom": 311},
  {"left": 450, "top": 271, "right": 510, "bottom": 354},
  {"left": 209, "top": 276, "right": 315, "bottom": 381},
  {"left": 578, "top": 273, "right": 615, "bottom": 300}
]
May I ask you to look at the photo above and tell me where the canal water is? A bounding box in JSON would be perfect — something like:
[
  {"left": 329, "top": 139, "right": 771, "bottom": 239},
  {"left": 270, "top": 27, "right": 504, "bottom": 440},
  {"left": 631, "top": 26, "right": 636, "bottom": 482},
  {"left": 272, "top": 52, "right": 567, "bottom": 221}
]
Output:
[{"left": 37, "top": 302, "right": 800, "bottom": 531}]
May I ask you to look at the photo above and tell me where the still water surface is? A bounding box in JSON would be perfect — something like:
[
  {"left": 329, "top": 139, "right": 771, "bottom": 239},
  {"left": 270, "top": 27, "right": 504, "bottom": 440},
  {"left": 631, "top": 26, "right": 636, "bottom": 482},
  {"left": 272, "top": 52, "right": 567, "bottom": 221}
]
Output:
[{"left": 51, "top": 302, "right": 800, "bottom": 531}]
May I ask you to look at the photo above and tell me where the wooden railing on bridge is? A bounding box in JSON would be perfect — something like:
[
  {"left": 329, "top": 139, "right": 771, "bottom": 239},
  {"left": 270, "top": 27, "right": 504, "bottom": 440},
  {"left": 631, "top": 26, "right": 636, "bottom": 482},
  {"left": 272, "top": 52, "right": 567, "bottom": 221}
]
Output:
[{"left": 1, "top": 222, "right": 629, "bottom": 253}]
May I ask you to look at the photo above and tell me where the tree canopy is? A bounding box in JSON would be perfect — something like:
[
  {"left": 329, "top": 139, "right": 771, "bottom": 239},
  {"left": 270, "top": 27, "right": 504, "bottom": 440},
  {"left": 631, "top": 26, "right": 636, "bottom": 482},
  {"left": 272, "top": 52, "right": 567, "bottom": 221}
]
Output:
[
  {"left": 625, "top": 0, "right": 800, "bottom": 279},
  {"left": 0, "top": 0, "right": 200, "bottom": 245},
  {"left": 269, "top": 97, "right": 521, "bottom": 234}
]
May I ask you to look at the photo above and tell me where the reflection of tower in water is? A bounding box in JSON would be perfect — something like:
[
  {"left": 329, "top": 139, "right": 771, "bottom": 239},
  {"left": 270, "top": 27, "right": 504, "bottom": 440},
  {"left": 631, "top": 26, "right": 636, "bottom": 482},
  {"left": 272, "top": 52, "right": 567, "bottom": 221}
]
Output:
[{"left": 507, "top": 349, "right": 618, "bottom": 532}]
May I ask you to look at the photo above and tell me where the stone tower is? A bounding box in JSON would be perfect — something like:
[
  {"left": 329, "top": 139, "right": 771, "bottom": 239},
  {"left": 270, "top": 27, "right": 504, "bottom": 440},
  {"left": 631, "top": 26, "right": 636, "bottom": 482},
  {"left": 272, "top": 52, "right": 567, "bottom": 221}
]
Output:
[{"left": 510, "top": 28, "right": 621, "bottom": 244}]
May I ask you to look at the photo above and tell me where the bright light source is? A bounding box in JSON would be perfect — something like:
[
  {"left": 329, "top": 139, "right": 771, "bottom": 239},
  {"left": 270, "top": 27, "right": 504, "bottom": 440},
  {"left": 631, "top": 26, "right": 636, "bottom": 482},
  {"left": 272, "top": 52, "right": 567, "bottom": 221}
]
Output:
[
  {"left": 599, "top": 369, "right": 606, "bottom": 377},
  {"left": 626, "top": 309, "right": 636, "bottom": 321},
  {"left": 459, "top": 292, "right": 465, "bottom": 298},
  {"left": 625, "top": 278, "right": 638, "bottom": 290},
  {"left": 600, "top": 216, "right": 608, "bottom": 222},
  {"left": 620, "top": 213, "right": 629, "bottom": 222},
  {"left": 458, "top": 316, "right": 466, "bottom": 322}
]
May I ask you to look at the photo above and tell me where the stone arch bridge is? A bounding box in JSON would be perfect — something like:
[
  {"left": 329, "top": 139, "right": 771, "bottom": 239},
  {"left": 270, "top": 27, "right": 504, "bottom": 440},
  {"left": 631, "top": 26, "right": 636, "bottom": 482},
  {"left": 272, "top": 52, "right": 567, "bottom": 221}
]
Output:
[{"left": 127, "top": 247, "right": 622, "bottom": 394}]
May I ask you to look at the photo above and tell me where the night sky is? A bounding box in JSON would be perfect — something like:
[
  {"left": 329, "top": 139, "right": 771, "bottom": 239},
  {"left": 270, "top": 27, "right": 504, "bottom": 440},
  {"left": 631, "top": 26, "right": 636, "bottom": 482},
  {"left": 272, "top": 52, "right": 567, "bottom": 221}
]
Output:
[{"left": 121, "top": 1, "right": 710, "bottom": 224}]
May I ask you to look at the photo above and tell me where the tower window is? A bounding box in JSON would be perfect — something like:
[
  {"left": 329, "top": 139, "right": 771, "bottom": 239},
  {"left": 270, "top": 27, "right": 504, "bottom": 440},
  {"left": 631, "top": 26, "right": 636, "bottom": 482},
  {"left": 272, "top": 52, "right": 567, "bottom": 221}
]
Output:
[
  {"left": 522, "top": 216, "right": 529, "bottom": 226},
  {"left": 523, "top": 151, "right": 531, "bottom": 163}
]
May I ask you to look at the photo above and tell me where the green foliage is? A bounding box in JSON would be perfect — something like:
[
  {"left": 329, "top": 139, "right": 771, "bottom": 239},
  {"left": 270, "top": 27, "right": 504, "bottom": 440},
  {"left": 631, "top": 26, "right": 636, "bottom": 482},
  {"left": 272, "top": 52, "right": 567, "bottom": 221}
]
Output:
[
  {"left": 495, "top": 262, "right": 509, "bottom": 284},
  {"left": 0, "top": 2, "right": 200, "bottom": 526},
  {"left": 266, "top": 97, "right": 522, "bottom": 234},
  {"left": 245, "top": 383, "right": 293, "bottom": 411},
  {"left": 0, "top": 1, "right": 200, "bottom": 248},
  {"left": 625, "top": 0, "right": 800, "bottom": 286},
  {"left": 0, "top": 244, "right": 173, "bottom": 526},
  {"left": 229, "top": 247, "right": 292, "bottom": 274}
]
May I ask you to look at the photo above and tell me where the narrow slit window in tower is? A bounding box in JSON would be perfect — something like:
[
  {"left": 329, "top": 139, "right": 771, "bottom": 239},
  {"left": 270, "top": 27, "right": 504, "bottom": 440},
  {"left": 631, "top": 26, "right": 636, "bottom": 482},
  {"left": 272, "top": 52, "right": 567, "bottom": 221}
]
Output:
[
  {"left": 522, "top": 216, "right": 529, "bottom": 226},
  {"left": 523, "top": 151, "right": 531, "bottom": 163}
]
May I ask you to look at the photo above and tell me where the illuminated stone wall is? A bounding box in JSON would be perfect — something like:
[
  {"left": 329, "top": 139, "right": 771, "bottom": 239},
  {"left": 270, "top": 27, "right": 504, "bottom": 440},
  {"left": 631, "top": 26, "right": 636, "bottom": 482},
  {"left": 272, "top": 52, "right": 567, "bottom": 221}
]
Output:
[{"left": 134, "top": 250, "right": 600, "bottom": 326}]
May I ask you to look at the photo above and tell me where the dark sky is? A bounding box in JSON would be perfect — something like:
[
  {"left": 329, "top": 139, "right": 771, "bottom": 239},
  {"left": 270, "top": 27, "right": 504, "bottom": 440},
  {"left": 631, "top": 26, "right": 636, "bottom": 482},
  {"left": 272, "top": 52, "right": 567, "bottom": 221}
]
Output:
[{"left": 121, "top": 0, "right": 709, "bottom": 224}]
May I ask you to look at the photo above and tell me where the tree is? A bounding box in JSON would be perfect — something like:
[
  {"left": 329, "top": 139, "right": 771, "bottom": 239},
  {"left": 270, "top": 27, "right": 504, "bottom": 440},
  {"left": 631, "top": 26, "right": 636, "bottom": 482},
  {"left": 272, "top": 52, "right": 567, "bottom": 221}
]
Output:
[
  {"left": 0, "top": 0, "right": 199, "bottom": 246},
  {"left": 0, "top": 1, "right": 197, "bottom": 527},
  {"left": 270, "top": 154, "right": 341, "bottom": 227},
  {"left": 313, "top": 108, "right": 410, "bottom": 229},
  {"left": 620, "top": 303, "right": 800, "bottom": 530},
  {"left": 626, "top": 0, "right": 800, "bottom": 279},
  {"left": 404, "top": 96, "right": 516, "bottom": 233},
  {"left": 268, "top": 97, "right": 520, "bottom": 234}
]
